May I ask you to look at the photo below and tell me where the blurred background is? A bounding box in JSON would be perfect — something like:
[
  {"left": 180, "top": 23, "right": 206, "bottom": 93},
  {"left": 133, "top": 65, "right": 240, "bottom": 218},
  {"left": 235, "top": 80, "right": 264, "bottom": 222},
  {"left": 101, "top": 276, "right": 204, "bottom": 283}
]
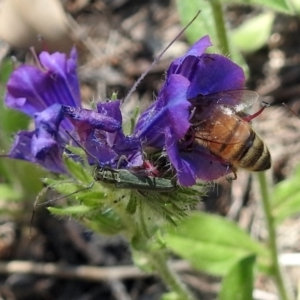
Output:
[{"left": 0, "top": 0, "right": 300, "bottom": 299}]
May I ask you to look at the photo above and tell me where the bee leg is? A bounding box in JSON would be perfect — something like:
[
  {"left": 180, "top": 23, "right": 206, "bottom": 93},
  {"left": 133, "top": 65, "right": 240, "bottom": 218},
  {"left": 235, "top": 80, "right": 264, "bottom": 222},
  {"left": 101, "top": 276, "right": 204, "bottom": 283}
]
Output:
[
  {"left": 137, "top": 190, "right": 149, "bottom": 197},
  {"left": 223, "top": 164, "right": 237, "bottom": 182},
  {"left": 243, "top": 101, "right": 270, "bottom": 122},
  {"left": 226, "top": 171, "right": 237, "bottom": 183},
  {"left": 232, "top": 171, "right": 237, "bottom": 180},
  {"left": 189, "top": 107, "right": 197, "bottom": 121},
  {"left": 117, "top": 155, "right": 129, "bottom": 169},
  {"left": 181, "top": 127, "right": 197, "bottom": 150}
]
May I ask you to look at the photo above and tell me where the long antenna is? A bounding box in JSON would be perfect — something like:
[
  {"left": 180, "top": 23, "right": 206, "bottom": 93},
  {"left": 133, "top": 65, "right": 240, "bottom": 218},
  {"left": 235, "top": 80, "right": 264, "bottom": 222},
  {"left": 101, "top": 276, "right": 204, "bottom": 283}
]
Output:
[
  {"left": 30, "top": 180, "right": 96, "bottom": 238},
  {"left": 282, "top": 102, "right": 300, "bottom": 119},
  {"left": 123, "top": 10, "right": 201, "bottom": 105},
  {"left": 65, "top": 130, "right": 100, "bottom": 164},
  {"left": 36, "top": 181, "right": 95, "bottom": 208}
]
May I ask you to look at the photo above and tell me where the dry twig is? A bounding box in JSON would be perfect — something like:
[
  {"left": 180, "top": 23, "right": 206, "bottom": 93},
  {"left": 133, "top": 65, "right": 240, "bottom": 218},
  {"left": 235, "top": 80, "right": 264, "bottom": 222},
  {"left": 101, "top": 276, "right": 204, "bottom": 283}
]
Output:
[{"left": 0, "top": 260, "right": 191, "bottom": 282}]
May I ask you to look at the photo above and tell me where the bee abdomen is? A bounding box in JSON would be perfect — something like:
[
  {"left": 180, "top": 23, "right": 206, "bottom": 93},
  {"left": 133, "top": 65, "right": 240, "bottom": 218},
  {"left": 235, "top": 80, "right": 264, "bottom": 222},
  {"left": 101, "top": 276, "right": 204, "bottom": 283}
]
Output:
[{"left": 237, "top": 132, "right": 271, "bottom": 171}]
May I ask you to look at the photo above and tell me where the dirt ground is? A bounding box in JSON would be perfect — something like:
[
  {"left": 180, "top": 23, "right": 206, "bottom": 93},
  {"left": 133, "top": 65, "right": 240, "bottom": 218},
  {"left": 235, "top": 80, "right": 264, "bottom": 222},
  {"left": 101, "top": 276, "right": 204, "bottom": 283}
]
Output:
[{"left": 1, "top": 0, "right": 300, "bottom": 299}]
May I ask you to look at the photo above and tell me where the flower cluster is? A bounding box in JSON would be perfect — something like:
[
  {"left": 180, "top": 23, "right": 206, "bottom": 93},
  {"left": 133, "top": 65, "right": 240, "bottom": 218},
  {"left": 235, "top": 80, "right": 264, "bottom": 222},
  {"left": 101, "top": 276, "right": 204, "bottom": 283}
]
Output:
[
  {"left": 134, "top": 35, "right": 245, "bottom": 185},
  {"left": 4, "top": 35, "right": 246, "bottom": 186},
  {"left": 5, "top": 48, "right": 143, "bottom": 173}
]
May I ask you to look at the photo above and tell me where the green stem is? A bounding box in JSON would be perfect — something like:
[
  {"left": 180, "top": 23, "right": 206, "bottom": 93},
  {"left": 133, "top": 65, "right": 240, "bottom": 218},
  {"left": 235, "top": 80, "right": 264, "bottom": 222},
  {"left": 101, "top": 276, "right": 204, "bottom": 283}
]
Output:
[
  {"left": 112, "top": 192, "right": 195, "bottom": 299},
  {"left": 148, "top": 252, "right": 196, "bottom": 300},
  {"left": 257, "top": 172, "right": 289, "bottom": 300},
  {"left": 210, "top": 0, "right": 230, "bottom": 55}
]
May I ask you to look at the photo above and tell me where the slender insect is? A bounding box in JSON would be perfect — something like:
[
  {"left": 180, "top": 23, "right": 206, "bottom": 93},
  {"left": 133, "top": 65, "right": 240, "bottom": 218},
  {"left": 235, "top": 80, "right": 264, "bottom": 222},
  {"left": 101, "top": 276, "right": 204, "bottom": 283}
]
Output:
[
  {"left": 94, "top": 166, "right": 176, "bottom": 192},
  {"left": 65, "top": 131, "right": 176, "bottom": 193},
  {"left": 188, "top": 90, "right": 271, "bottom": 177}
]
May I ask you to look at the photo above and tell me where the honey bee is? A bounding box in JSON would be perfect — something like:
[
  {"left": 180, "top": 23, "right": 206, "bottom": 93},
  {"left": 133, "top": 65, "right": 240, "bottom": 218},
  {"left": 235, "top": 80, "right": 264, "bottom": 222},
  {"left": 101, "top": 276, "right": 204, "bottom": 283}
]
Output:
[{"left": 188, "top": 90, "right": 271, "bottom": 176}]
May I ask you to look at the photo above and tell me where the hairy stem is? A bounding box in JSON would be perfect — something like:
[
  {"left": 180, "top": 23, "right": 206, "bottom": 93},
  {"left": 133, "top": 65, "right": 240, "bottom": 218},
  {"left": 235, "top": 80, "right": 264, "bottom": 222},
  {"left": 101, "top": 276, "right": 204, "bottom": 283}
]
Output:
[
  {"left": 210, "top": 0, "right": 230, "bottom": 55},
  {"left": 148, "top": 251, "right": 196, "bottom": 300},
  {"left": 257, "top": 172, "right": 289, "bottom": 300}
]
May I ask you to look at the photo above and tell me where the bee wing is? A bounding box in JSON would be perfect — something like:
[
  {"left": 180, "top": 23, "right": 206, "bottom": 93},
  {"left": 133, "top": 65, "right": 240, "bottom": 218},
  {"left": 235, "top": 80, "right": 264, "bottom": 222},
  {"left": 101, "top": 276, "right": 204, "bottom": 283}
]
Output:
[
  {"left": 189, "top": 90, "right": 259, "bottom": 112},
  {"left": 193, "top": 105, "right": 251, "bottom": 144}
]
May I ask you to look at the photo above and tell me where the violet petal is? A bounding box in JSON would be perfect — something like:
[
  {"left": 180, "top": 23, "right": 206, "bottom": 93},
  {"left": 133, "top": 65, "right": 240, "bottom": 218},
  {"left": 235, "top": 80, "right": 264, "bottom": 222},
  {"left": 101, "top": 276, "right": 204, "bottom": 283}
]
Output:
[
  {"left": 5, "top": 49, "right": 80, "bottom": 117},
  {"left": 62, "top": 106, "right": 121, "bottom": 133},
  {"left": 187, "top": 54, "right": 245, "bottom": 99},
  {"left": 165, "top": 128, "right": 196, "bottom": 186},
  {"left": 168, "top": 35, "right": 212, "bottom": 76},
  {"left": 135, "top": 74, "right": 191, "bottom": 148},
  {"left": 97, "top": 100, "right": 122, "bottom": 123},
  {"left": 8, "top": 131, "right": 66, "bottom": 173}
]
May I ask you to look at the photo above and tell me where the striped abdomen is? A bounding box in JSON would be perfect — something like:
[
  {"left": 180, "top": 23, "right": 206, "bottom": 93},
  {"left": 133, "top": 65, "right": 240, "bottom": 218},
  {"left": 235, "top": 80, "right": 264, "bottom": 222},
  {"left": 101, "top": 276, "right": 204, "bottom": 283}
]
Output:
[{"left": 207, "top": 129, "right": 271, "bottom": 171}]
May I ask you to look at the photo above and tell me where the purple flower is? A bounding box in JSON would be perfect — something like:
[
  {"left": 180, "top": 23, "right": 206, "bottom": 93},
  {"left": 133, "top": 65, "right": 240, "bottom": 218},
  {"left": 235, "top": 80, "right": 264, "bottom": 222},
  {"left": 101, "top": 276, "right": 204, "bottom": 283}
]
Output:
[
  {"left": 134, "top": 35, "right": 246, "bottom": 186},
  {"left": 5, "top": 49, "right": 82, "bottom": 172},
  {"left": 6, "top": 49, "right": 81, "bottom": 117},
  {"left": 64, "top": 100, "right": 143, "bottom": 169},
  {"left": 4, "top": 48, "right": 127, "bottom": 173}
]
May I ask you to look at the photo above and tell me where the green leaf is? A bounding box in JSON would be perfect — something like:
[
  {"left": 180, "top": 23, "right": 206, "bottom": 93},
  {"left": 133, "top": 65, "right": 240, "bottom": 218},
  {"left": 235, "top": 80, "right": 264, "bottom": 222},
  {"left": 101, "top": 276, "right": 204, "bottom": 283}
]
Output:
[
  {"left": 48, "top": 205, "right": 92, "bottom": 216},
  {"left": 232, "top": 12, "right": 275, "bottom": 53},
  {"left": 164, "top": 212, "right": 269, "bottom": 276},
  {"left": 126, "top": 196, "right": 137, "bottom": 214},
  {"left": 166, "top": 235, "right": 249, "bottom": 276},
  {"left": 272, "top": 166, "right": 300, "bottom": 206},
  {"left": 77, "top": 189, "right": 107, "bottom": 205},
  {"left": 0, "top": 184, "right": 23, "bottom": 201},
  {"left": 271, "top": 166, "right": 300, "bottom": 223},
  {"left": 219, "top": 255, "right": 255, "bottom": 300},
  {"left": 0, "top": 59, "right": 13, "bottom": 84},
  {"left": 176, "top": 0, "right": 217, "bottom": 49},
  {"left": 0, "top": 108, "right": 30, "bottom": 137},
  {"left": 63, "top": 150, "right": 93, "bottom": 184},
  {"left": 123, "top": 106, "right": 140, "bottom": 135},
  {"left": 43, "top": 178, "right": 88, "bottom": 197},
  {"left": 42, "top": 178, "right": 106, "bottom": 206},
  {"left": 0, "top": 159, "right": 44, "bottom": 198},
  {"left": 160, "top": 292, "right": 181, "bottom": 300},
  {"left": 84, "top": 209, "right": 124, "bottom": 235},
  {"left": 231, "top": 0, "right": 291, "bottom": 14},
  {"left": 273, "top": 191, "right": 300, "bottom": 224},
  {"left": 288, "top": 0, "right": 300, "bottom": 14}
]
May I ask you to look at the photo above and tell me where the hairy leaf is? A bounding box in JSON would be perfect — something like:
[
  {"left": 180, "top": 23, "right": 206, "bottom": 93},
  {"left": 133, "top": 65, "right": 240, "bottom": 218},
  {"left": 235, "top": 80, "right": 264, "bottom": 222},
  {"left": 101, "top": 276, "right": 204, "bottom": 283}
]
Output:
[{"left": 232, "top": 12, "right": 275, "bottom": 53}]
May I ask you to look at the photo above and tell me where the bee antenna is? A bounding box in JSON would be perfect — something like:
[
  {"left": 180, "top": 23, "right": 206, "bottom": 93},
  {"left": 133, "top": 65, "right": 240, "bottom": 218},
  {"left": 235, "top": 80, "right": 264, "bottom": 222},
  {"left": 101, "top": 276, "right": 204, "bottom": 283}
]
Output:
[
  {"left": 122, "top": 10, "right": 201, "bottom": 105},
  {"left": 65, "top": 130, "right": 100, "bottom": 164},
  {"left": 243, "top": 101, "right": 270, "bottom": 122},
  {"left": 30, "top": 180, "right": 96, "bottom": 233},
  {"left": 262, "top": 101, "right": 270, "bottom": 108},
  {"left": 29, "top": 46, "right": 44, "bottom": 71},
  {"left": 282, "top": 102, "right": 300, "bottom": 119}
]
